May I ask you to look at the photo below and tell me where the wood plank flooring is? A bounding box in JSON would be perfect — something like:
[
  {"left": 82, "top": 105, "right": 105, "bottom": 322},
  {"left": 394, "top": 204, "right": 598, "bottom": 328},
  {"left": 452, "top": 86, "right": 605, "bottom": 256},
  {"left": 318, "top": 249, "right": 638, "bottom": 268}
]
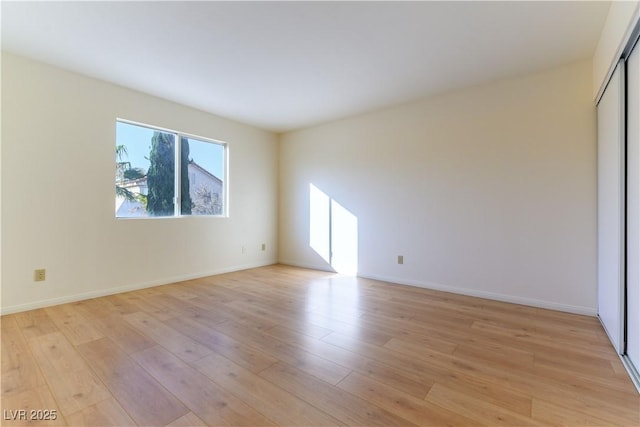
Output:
[{"left": 1, "top": 265, "right": 638, "bottom": 426}]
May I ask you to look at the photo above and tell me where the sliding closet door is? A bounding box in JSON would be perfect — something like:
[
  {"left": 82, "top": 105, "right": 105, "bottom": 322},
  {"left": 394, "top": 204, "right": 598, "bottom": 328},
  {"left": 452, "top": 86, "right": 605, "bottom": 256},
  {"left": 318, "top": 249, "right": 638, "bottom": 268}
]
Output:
[
  {"left": 627, "top": 41, "right": 640, "bottom": 371},
  {"left": 597, "top": 61, "right": 625, "bottom": 353}
]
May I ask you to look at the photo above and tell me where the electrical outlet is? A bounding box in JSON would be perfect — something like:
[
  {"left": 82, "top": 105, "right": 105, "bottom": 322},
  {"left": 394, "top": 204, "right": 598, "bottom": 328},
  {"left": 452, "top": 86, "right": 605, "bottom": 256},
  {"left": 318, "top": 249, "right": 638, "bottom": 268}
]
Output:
[
  {"left": 34, "top": 269, "right": 46, "bottom": 282},
  {"left": 242, "top": 245, "right": 246, "bottom": 254},
  {"left": 261, "top": 243, "right": 266, "bottom": 251},
  {"left": 397, "top": 255, "right": 404, "bottom": 265}
]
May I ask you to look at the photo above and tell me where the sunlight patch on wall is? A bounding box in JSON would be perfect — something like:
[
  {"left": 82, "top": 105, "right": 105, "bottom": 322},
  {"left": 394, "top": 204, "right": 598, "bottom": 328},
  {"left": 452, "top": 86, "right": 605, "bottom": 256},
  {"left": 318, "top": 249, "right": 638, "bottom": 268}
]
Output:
[
  {"left": 310, "top": 183, "right": 331, "bottom": 264},
  {"left": 309, "top": 183, "right": 358, "bottom": 275}
]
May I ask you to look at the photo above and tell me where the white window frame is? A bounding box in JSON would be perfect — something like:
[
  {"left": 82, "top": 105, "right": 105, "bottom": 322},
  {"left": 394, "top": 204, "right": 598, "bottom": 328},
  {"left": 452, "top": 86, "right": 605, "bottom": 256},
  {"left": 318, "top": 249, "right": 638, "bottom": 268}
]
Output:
[{"left": 116, "top": 118, "right": 228, "bottom": 219}]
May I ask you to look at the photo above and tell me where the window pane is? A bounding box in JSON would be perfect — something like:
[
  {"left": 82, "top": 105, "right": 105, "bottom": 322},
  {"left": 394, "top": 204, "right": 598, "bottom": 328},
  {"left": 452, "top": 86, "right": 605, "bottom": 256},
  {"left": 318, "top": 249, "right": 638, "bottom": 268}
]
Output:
[
  {"left": 115, "top": 121, "right": 176, "bottom": 217},
  {"left": 182, "top": 136, "right": 225, "bottom": 216}
]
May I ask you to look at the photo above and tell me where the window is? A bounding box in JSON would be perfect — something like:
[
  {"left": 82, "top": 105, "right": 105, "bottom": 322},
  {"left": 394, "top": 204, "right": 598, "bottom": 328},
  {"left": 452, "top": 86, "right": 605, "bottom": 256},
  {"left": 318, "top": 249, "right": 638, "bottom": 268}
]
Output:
[{"left": 115, "top": 120, "right": 226, "bottom": 218}]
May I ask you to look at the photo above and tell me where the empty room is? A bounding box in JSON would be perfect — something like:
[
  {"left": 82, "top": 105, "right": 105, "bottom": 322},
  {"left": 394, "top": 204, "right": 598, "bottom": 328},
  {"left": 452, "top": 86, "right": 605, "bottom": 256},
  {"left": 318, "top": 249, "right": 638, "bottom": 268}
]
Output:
[{"left": 2, "top": 1, "right": 640, "bottom": 426}]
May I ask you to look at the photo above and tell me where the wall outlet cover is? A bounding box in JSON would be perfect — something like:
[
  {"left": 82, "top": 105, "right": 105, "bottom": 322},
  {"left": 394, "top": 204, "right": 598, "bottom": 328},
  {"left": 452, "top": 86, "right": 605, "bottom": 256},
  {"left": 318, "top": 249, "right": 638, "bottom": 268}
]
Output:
[{"left": 34, "top": 269, "right": 46, "bottom": 282}]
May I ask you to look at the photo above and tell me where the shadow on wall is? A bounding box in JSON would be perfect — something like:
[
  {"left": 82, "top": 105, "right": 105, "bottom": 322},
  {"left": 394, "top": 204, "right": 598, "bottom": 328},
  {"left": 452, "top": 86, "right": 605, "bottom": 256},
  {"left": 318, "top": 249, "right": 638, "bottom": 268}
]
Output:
[{"left": 309, "top": 183, "right": 358, "bottom": 275}]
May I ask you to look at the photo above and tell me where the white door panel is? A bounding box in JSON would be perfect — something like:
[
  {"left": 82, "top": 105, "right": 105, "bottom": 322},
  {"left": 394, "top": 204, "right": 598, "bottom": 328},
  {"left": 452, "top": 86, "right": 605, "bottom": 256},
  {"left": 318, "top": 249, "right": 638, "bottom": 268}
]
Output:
[
  {"left": 627, "top": 42, "right": 640, "bottom": 370},
  {"left": 597, "top": 62, "right": 625, "bottom": 353}
]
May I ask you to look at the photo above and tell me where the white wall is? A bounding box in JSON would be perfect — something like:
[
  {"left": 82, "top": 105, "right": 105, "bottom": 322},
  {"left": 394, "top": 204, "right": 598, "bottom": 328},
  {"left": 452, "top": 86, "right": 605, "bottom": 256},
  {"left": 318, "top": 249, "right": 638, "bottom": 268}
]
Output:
[
  {"left": 279, "top": 60, "right": 597, "bottom": 314},
  {"left": 1, "top": 53, "right": 279, "bottom": 314},
  {"left": 593, "top": 0, "right": 640, "bottom": 99}
]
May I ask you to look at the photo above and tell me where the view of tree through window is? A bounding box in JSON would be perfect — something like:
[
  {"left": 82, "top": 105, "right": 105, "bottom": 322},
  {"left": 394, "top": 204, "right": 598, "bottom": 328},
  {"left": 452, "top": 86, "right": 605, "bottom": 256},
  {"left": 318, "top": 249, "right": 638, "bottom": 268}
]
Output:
[{"left": 115, "top": 121, "right": 225, "bottom": 218}]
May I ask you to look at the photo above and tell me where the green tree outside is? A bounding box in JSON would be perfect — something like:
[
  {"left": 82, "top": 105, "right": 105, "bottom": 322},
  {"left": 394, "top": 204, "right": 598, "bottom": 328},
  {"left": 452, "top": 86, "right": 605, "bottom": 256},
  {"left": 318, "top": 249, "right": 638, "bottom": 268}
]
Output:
[
  {"left": 147, "top": 132, "right": 192, "bottom": 216},
  {"left": 116, "top": 144, "right": 146, "bottom": 203},
  {"left": 181, "top": 138, "right": 192, "bottom": 215}
]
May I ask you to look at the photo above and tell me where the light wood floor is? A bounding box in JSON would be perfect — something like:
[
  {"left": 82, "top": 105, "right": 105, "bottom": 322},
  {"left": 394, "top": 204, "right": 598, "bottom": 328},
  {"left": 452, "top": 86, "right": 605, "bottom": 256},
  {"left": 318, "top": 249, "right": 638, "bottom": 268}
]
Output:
[{"left": 2, "top": 265, "right": 639, "bottom": 426}]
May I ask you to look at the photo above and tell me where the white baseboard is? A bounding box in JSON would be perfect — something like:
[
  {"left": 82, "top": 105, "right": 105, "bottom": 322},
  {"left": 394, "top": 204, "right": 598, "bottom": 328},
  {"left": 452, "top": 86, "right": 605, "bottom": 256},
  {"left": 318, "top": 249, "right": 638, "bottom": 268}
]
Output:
[
  {"left": 0, "top": 260, "right": 278, "bottom": 315},
  {"left": 277, "top": 260, "right": 595, "bottom": 316},
  {"left": 358, "top": 272, "right": 597, "bottom": 316},
  {"left": 7, "top": 259, "right": 595, "bottom": 317}
]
